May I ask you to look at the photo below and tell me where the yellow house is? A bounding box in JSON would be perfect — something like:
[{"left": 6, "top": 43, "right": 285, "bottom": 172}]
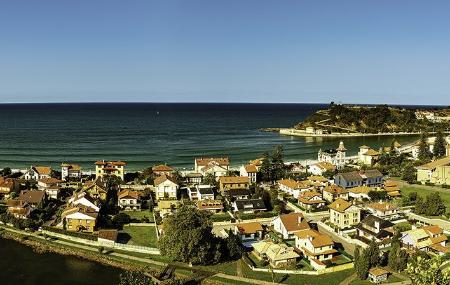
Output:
[
  {"left": 95, "top": 160, "right": 126, "bottom": 180},
  {"left": 417, "top": 156, "right": 450, "bottom": 185},
  {"left": 219, "top": 176, "right": 250, "bottom": 193},
  {"left": 329, "top": 198, "right": 361, "bottom": 229},
  {"left": 62, "top": 205, "right": 98, "bottom": 233}
]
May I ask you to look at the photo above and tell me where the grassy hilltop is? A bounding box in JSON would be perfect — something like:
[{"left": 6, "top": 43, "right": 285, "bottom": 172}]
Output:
[{"left": 295, "top": 104, "right": 450, "bottom": 134}]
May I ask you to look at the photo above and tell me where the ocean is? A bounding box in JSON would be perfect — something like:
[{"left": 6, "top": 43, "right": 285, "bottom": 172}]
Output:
[{"left": 0, "top": 103, "right": 419, "bottom": 171}]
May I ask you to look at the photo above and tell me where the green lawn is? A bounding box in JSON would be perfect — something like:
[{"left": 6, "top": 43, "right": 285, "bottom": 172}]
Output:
[
  {"left": 401, "top": 185, "right": 450, "bottom": 209},
  {"left": 121, "top": 225, "right": 158, "bottom": 247},
  {"left": 123, "top": 210, "right": 154, "bottom": 222}
]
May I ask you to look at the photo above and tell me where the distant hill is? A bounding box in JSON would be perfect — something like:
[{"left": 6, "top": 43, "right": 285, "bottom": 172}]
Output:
[{"left": 295, "top": 104, "right": 450, "bottom": 133}]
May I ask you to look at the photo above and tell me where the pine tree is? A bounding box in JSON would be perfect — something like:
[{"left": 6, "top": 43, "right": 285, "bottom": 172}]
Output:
[
  {"left": 418, "top": 133, "right": 432, "bottom": 162},
  {"left": 271, "top": 145, "right": 285, "bottom": 181},
  {"left": 259, "top": 152, "right": 272, "bottom": 182},
  {"left": 367, "top": 239, "right": 380, "bottom": 267},
  {"left": 433, "top": 131, "right": 446, "bottom": 159},
  {"left": 356, "top": 248, "right": 370, "bottom": 280}
]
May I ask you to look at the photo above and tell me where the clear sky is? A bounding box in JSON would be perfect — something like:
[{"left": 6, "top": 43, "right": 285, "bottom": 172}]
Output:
[{"left": 1, "top": 0, "right": 449, "bottom": 104}]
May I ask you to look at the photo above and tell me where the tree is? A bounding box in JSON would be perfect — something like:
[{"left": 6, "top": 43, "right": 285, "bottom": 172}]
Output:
[
  {"left": 418, "top": 133, "right": 432, "bottom": 162},
  {"left": 259, "top": 152, "right": 272, "bottom": 182},
  {"left": 388, "top": 240, "right": 408, "bottom": 272},
  {"left": 2, "top": 167, "right": 11, "bottom": 176},
  {"left": 159, "top": 205, "right": 222, "bottom": 265},
  {"left": 433, "top": 131, "right": 446, "bottom": 159},
  {"left": 354, "top": 246, "right": 370, "bottom": 280},
  {"left": 203, "top": 173, "right": 218, "bottom": 189},
  {"left": 406, "top": 255, "right": 450, "bottom": 285},
  {"left": 401, "top": 163, "right": 417, "bottom": 183},
  {"left": 414, "top": 196, "right": 425, "bottom": 215},
  {"left": 424, "top": 192, "right": 446, "bottom": 216},
  {"left": 366, "top": 239, "right": 380, "bottom": 267},
  {"left": 223, "top": 232, "right": 243, "bottom": 260},
  {"left": 271, "top": 145, "right": 285, "bottom": 181},
  {"left": 113, "top": 213, "right": 131, "bottom": 229},
  {"left": 171, "top": 170, "right": 184, "bottom": 185}
]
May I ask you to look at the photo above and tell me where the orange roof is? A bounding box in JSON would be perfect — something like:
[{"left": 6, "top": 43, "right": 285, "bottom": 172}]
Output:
[
  {"left": 117, "top": 190, "right": 140, "bottom": 200},
  {"left": 236, "top": 222, "right": 263, "bottom": 234},
  {"left": 278, "top": 179, "right": 309, "bottom": 189},
  {"left": 152, "top": 164, "right": 174, "bottom": 172},
  {"left": 313, "top": 162, "right": 336, "bottom": 171},
  {"left": 61, "top": 163, "right": 81, "bottom": 170},
  {"left": 244, "top": 164, "right": 258, "bottom": 173},
  {"left": 323, "top": 185, "right": 347, "bottom": 195},
  {"left": 369, "top": 268, "right": 389, "bottom": 277},
  {"left": 307, "top": 175, "right": 329, "bottom": 182},
  {"left": 278, "top": 213, "right": 310, "bottom": 232},
  {"left": 39, "top": 177, "right": 63, "bottom": 184},
  {"left": 219, "top": 176, "right": 250, "bottom": 184},
  {"left": 196, "top": 200, "right": 224, "bottom": 210},
  {"left": 365, "top": 149, "right": 380, "bottom": 156},
  {"left": 295, "top": 229, "right": 334, "bottom": 248},
  {"left": 368, "top": 202, "right": 397, "bottom": 212},
  {"left": 154, "top": 174, "right": 178, "bottom": 186},
  {"left": 95, "top": 160, "right": 126, "bottom": 166},
  {"left": 329, "top": 198, "right": 352, "bottom": 213},
  {"left": 423, "top": 225, "right": 444, "bottom": 235},
  {"left": 196, "top": 157, "right": 229, "bottom": 166},
  {"left": 35, "top": 166, "right": 52, "bottom": 175},
  {"left": 348, "top": 185, "right": 373, "bottom": 194}
]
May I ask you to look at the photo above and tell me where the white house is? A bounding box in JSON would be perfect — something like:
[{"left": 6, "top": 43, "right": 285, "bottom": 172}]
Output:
[
  {"left": 68, "top": 192, "right": 100, "bottom": 212},
  {"left": 37, "top": 177, "right": 62, "bottom": 190},
  {"left": 277, "top": 179, "right": 312, "bottom": 199},
  {"left": 294, "top": 229, "right": 337, "bottom": 270},
  {"left": 298, "top": 191, "right": 326, "bottom": 210},
  {"left": 234, "top": 222, "right": 264, "bottom": 246},
  {"left": 45, "top": 186, "right": 62, "bottom": 200},
  {"left": 195, "top": 157, "right": 229, "bottom": 177},
  {"left": 358, "top": 146, "right": 380, "bottom": 165},
  {"left": 154, "top": 175, "right": 179, "bottom": 200},
  {"left": 401, "top": 225, "right": 449, "bottom": 255},
  {"left": 187, "top": 184, "right": 215, "bottom": 200},
  {"left": 240, "top": 164, "right": 258, "bottom": 183},
  {"left": 61, "top": 163, "right": 81, "bottom": 180},
  {"left": 366, "top": 201, "right": 398, "bottom": 219},
  {"left": 23, "top": 166, "right": 52, "bottom": 181},
  {"left": 117, "top": 190, "right": 141, "bottom": 211},
  {"left": 309, "top": 161, "right": 336, "bottom": 176},
  {"left": 317, "top": 141, "right": 347, "bottom": 169},
  {"left": 272, "top": 213, "right": 310, "bottom": 239}
]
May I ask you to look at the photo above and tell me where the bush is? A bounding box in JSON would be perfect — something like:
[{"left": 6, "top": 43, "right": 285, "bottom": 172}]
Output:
[{"left": 41, "top": 225, "right": 97, "bottom": 241}]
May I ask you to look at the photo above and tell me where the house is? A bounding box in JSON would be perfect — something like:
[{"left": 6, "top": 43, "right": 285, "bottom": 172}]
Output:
[
  {"left": 154, "top": 174, "right": 179, "bottom": 200},
  {"left": 62, "top": 205, "right": 98, "bottom": 233},
  {"left": 18, "top": 190, "right": 46, "bottom": 208},
  {"left": 334, "top": 169, "right": 383, "bottom": 189},
  {"left": 347, "top": 185, "right": 374, "bottom": 200},
  {"left": 232, "top": 199, "right": 267, "bottom": 213},
  {"left": 295, "top": 229, "right": 337, "bottom": 270},
  {"left": 6, "top": 200, "right": 31, "bottom": 219},
  {"left": 68, "top": 191, "right": 100, "bottom": 212},
  {"left": 45, "top": 185, "right": 62, "bottom": 200},
  {"left": 287, "top": 162, "right": 306, "bottom": 175},
  {"left": 298, "top": 191, "right": 326, "bottom": 210},
  {"left": 272, "top": 213, "right": 310, "bottom": 239},
  {"left": 61, "top": 163, "right": 81, "bottom": 180},
  {"left": 358, "top": 146, "right": 381, "bottom": 165},
  {"left": 317, "top": 141, "right": 347, "bottom": 169},
  {"left": 98, "top": 229, "right": 119, "bottom": 245},
  {"left": 37, "top": 177, "right": 62, "bottom": 190},
  {"left": 356, "top": 215, "right": 394, "bottom": 245},
  {"left": 190, "top": 184, "right": 215, "bottom": 200},
  {"left": 152, "top": 164, "right": 174, "bottom": 177},
  {"left": 94, "top": 160, "right": 126, "bottom": 180},
  {"left": 329, "top": 198, "right": 361, "bottom": 229},
  {"left": 157, "top": 200, "right": 181, "bottom": 218},
  {"left": 226, "top": 189, "right": 251, "bottom": 200},
  {"left": 416, "top": 156, "right": 450, "bottom": 185},
  {"left": 195, "top": 157, "right": 229, "bottom": 177},
  {"left": 83, "top": 178, "right": 108, "bottom": 200},
  {"left": 240, "top": 164, "right": 258, "bottom": 183},
  {"left": 234, "top": 222, "right": 264, "bottom": 243},
  {"left": 117, "top": 190, "right": 141, "bottom": 211},
  {"left": 401, "top": 225, "right": 450, "bottom": 255},
  {"left": 0, "top": 177, "right": 19, "bottom": 197},
  {"left": 277, "top": 179, "right": 312, "bottom": 199},
  {"left": 368, "top": 268, "right": 389, "bottom": 283},
  {"left": 249, "top": 158, "right": 264, "bottom": 170},
  {"left": 366, "top": 201, "right": 398, "bottom": 219},
  {"left": 307, "top": 175, "right": 329, "bottom": 188},
  {"left": 383, "top": 180, "right": 401, "bottom": 198},
  {"left": 185, "top": 172, "right": 203, "bottom": 184},
  {"left": 23, "top": 166, "right": 52, "bottom": 180},
  {"left": 309, "top": 162, "right": 336, "bottom": 176},
  {"left": 322, "top": 185, "right": 348, "bottom": 202},
  {"left": 252, "top": 241, "right": 300, "bottom": 268},
  {"left": 219, "top": 176, "right": 250, "bottom": 194},
  {"left": 196, "top": 200, "right": 224, "bottom": 213}
]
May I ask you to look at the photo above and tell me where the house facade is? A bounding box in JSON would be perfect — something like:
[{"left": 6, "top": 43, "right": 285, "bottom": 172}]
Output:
[
  {"left": 240, "top": 164, "right": 258, "bottom": 183},
  {"left": 62, "top": 205, "right": 98, "bottom": 233},
  {"left": 154, "top": 175, "right": 179, "bottom": 200},
  {"left": 61, "top": 163, "right": 81, "bottom": 180},
  {"left": 334, "top": 169, "right": 383, "bottom": 189},
  {"left": 416, "top": 156, "right": 450, "bottom": 185},
  {"left": 295, "top": 229, "right": 337, "bottom": 270},
  {"left": 23, "top": 166, "right": 52, "bottom": 180},
  {"left": 271, "top": 213, "right": 310, "bottom": 239},
  {"left": 117, "top": 190, "right": 141, "bottom": 211},
  {"left": 195, "top": 157, "right": 229, "bottom": 177},
  {"left": 322, "top": 185, "right": 348, "bottom": 202},
  {"left": 95, "top": 160, "right": 126, "bottom": 180},
  {"left": 219, "top": 176, "right": 250, "bottom": 193},
  {"left": 329, "top": 198, "right": 361, "bottom": 229},
  {"left": 317, "top": 141, "right": 347, "bottom": 169}
]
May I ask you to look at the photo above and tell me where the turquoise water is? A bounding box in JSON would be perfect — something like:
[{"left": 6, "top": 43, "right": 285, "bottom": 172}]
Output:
[{"left": 0, "top": 103, "right": 418, "bottom": 171}]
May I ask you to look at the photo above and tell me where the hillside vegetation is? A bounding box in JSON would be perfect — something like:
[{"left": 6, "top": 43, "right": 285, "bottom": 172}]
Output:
[{"left": 295, "top": 104, "right": 450, "bottom": 133}]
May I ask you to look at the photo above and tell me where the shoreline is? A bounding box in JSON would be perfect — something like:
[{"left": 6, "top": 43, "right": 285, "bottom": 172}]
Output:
[
  {"left": 278, "top": 128, "right": 441, "bottom": 138},
  {"left": 0, "top": 228, "right": 145, "bottom": 273}
]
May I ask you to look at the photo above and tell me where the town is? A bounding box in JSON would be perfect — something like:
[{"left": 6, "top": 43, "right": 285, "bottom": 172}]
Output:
[{"left": 1, "top": 132, "right": 450, "bottom": 285}]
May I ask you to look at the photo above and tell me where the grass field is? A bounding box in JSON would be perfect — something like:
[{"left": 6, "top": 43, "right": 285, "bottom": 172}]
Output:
[
  {"left": 121, "top": 225, "right": 158, "bottom": 247},
  {"left": 401, "top": 185, "right": 450, "bottom": 208},
  {"left": 122, "top": 210, "right": 154, "bottom": 222}
]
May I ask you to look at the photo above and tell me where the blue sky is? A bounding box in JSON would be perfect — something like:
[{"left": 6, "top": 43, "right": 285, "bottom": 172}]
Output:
[{"left": 0, "top": 0, "right": 449, "bottom": 104}]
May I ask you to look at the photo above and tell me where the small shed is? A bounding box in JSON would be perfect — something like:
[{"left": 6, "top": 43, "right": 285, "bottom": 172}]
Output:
[
  {"left": 98, "top": 229, "right": 119, "bottom": 245},
  {"left": 368, "top": 268, "right": 389, "bottom": 283}
]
